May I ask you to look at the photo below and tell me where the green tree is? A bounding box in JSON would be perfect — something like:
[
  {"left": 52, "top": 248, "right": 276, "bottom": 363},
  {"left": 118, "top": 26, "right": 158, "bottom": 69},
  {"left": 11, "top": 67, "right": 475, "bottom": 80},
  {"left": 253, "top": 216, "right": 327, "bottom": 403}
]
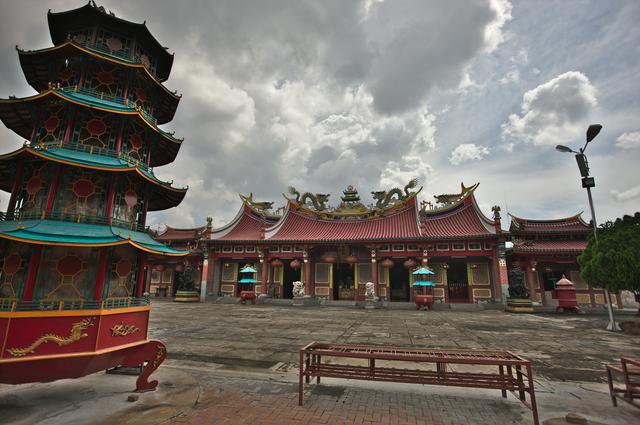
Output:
[{"left": 578, "top": 212, "right": 640, "bottom": 294}]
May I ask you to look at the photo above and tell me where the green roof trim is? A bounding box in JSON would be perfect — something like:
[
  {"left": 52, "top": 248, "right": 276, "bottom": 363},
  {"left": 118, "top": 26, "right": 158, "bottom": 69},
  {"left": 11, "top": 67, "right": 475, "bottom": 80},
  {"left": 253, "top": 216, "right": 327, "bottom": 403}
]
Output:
[{"left": 0, "top": 220, "right": 186, "bottom": 255}]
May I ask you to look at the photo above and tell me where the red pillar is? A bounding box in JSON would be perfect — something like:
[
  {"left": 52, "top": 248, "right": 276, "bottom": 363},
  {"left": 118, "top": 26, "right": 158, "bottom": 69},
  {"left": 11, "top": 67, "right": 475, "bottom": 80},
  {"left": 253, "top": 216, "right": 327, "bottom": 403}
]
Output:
[
  {"left": 304, "top": 255, "right": 313, "bottom": 296},
  {"left": 371, "top": 250, "right": 379, "bottom": 297},
  {"left": 525, "top": 264, "right": 537, "bottom": 303},
  {"left": 93, "top": 248, "right": 108, "bottom": 300},
  {"left": 44, "top": 166, "right": 62, "bottom": 212},
  {"left": 22, "top": 246, "right": 43, "bottom": 302},
  {"left": 260, "top": 250, "right": 269, "bottom": 295},
  {"left": 104, "top": 175, "right": 116, "bottom": 219},
  {"left": 136, "top": 252, "right": 147, "bottom": 297}
]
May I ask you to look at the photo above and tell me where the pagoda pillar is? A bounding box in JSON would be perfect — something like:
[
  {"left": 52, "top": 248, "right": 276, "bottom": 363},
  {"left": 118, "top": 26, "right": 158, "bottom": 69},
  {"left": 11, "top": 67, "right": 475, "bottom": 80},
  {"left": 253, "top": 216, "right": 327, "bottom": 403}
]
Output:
[
  {"left": 22, "top": 246, "right": 43, "bottom": 302},
  {"left": 44, "top": 166, "right": 62, "bottom": 212},
  {"left": 136, "top": 252, "right": 147, "bottom": 297},
  {"left": 93, "top": 248, "right": 108, "bottom": 300},
  {"left": 525, "top": 263, "right": 537, "bottom": 304},
  {"left": 370, "top": 249, "right": 379, "bottom": 297}
]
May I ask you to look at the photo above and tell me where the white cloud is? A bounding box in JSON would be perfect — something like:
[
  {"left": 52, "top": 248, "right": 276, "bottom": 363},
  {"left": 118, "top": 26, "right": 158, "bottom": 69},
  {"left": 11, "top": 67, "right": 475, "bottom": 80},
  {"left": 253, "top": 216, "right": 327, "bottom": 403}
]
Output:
[
  {"left": 499, "top": 69, "right": 520, "bottom": 85},
  {"left": 615, "top": 131, "right": 640, "bottom": 149},
  {"left": 449, "top": 144, "right": 490, "bottom": 165},
  {"left": 484, "top": 0, "right": 513, "bottom": 52},
  {"left": 611, "top": 185, "right": 640, "bottom": 202},
  {"left": 501, "top": 71, "right": 598, "bottom": 146}
]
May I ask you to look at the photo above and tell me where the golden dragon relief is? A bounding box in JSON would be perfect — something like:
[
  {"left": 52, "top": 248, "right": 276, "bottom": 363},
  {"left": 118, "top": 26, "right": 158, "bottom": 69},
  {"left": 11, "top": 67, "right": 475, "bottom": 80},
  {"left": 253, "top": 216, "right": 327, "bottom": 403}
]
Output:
[
  {"left": 110, "top": 323, "right": 140, "bottom": 337},
  {"left": 6, "top": 317, "right": 94, "bottom": 357}
]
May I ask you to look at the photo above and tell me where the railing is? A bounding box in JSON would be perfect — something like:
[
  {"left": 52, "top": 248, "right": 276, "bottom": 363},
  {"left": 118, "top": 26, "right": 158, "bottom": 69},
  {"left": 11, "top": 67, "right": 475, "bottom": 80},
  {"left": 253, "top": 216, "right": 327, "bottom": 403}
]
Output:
[
  {"left": 0, "top": 296, "right": 150, "bottom": 312},
  {"left": 34, "top": 140, "right": 153, "bottom": 174},
  {"left": 53, "top": 84, "right": 159, "bottom": 126},
  {"left": 72, "top": 37, "right": 144, "bottom": 68},
  {"left": 0, "top": 209, "right": 149, "bottom": 233}
]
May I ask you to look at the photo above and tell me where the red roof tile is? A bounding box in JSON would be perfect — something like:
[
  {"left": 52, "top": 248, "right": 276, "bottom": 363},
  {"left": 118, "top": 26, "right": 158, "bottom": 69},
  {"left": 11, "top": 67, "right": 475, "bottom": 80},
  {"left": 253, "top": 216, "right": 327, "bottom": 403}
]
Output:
[
  {"left": 421, "top": 201, "right": 496, "bottom": 239},
  {"left": 509, "top": 213, "right": 590, "bottom": 233},
  {"left": 264, "top": 203, "right": 422, "bottom": 242},
  {"left": 511, "top": 240, "right": 587, "bottom": 253}
]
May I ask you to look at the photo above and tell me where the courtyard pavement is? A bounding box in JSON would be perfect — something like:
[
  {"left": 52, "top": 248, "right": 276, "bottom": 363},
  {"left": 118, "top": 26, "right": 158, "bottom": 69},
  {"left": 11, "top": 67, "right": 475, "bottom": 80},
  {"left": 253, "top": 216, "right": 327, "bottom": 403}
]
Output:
[
  {"left": 148, "top": 300, "right": 640, "bottom": 425},
  {"left": 2, "top": 300, "right": 639, "bottom": 425}
]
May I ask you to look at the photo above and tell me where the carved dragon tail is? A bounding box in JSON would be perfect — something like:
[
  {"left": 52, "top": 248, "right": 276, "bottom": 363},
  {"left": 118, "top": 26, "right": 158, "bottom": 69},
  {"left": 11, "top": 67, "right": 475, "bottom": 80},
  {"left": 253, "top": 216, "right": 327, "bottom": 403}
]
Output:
[
  {"left": 404, "top": 178, "right": 419, "bottom": 196},
  {"left": 287, "top": 186, "right": 301, "bottom": 202}
]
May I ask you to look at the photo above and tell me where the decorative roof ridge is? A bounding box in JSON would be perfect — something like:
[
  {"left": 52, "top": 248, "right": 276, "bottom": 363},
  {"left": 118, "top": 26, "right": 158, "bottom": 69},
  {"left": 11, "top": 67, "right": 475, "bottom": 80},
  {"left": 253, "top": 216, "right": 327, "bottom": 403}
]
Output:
[
  {"left": 162, "top": 224, "right": 206, "bottom": 233},
  {"left": 239, "top": 193, "right": 282, "bottom": 220},
  {"left": 421, "top": 182, "right": 479, "bottom": 215},
  {"left": 508, "top": 211, "right": 586, "bottom": 225},
  {"left": 469, "top": 194, "right": 499, "bottom": 233},
  {"left": 16, "top": 41, "right": 181, "bottom": 100},
  {"left": 0, "top": 87, "right": 183, "bottom": 144},
  {"left": 263, "top": 202, "right": 293, "bottom": 239},
  {"left": 292, "top": 197, "right": 419, "bottom": 223}
]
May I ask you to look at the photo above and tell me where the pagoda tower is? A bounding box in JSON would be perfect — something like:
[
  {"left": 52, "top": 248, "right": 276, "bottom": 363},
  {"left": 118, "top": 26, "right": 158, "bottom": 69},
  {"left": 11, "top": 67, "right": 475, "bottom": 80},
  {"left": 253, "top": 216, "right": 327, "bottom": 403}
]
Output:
[{"left": 0, "top": 3, "right": 187, "bottom": 390}]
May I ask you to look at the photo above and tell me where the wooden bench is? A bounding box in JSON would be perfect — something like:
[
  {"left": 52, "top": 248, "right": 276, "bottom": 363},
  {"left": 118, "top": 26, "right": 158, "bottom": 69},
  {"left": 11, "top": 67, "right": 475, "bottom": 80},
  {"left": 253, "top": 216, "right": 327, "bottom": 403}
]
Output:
[
  {"left": 299, "top": 342, "right": 539, "bottom": 425},
  {"left": 606, "top": 356, "right": 640, "bottom": 408}
]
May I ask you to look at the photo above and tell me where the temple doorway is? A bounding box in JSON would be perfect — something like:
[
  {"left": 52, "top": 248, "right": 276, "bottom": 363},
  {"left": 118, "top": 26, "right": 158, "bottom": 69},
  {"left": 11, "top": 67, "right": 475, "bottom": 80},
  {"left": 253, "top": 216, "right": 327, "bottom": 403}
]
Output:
[
  {"left": 333, "top": 263, "right": 355, "bottom": 300},
  {"left": 282, "top": 263, "right": 300, "bottom": 299},
  {"left": 447, "top": 263, "right": 469, "bottom": 302},
  {"left": 389, "top": 262, "right": 409, "bottom": 301}
]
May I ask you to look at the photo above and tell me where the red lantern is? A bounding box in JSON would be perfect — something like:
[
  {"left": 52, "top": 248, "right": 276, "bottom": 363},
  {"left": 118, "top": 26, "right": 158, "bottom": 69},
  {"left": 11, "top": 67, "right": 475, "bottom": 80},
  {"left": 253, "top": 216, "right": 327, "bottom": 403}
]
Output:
[
  {"left": 271, "top": 259, "right": 283, "bottom": 268},
  {"left": 345, "top": 254, "right": 357, "bottom": 264},
  {"left": 155, "top": 264, "right": 165, "bottom": 272},
  {"left": 381, "top": 258, "right": 394, "bottom": 269},
  {"left": 290, "top": 259, "right": 301, "bottom": 269},
  {"left": 174, "top": 263, "right": 185, "bottom": 273},
  {"left": 322, "top": 255, "right": 336, "bottom": 264},
  {"left": 403, "top": 258, "right": 417, "bottom": 269}
]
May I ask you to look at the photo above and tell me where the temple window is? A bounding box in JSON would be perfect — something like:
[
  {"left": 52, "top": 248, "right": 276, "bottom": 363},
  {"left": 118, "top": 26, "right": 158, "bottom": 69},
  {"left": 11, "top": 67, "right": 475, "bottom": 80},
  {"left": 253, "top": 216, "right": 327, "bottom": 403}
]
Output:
[
  {"left": 104, "top": 246, "right": 139, "bottom": 298},
  {"left": 13, "top": 162, "right": 53, "bottom": 217},
  {"left": 452, "top": 243, "right": 466, "bottom": 251},
  {"left": 436, "top": 244, "right": 449, "bottom": 251},
  {"left": 111, "top": 176, "right": 143, "bottom": 227},
  {"left": 53, "top": 168, "right": 107, "bottom": 219},
  {"left": 69, "top": 109, "right": 118, "bottom": 151},
  {"left": 34, "top": 102, "right": 68, "bottom": 144},
  {"left": 281, "top": 246, "right": 292, "bottom": 253},
  {"left": 392, "top": 244, "right": 405, "bottom": 252},
  {"left": 222, "top": 246, "right": 232, "bottom": 253},
  {"left": 95, "top": 28, "right": 133, "bottom": 60},
  {"left": 379, "top": 244, "right": 390, "bottom": 252},
  {"left": 245, "top": 246, "right": 256, "bottom": 253},
  {"left": 468, "top": 243, "right": 482, "bottom": 251},
  {"left": 407, "top": 244, "right": 418, "bottom": 251},
  {"left": 34, "top": 246, "right": 99, "bottom": 301},
  {"left": 233, "top": 246, "right": 244, "bottom": 253},
  {"left": 269, "top": 246, "right": 280, "bottom": 253}
]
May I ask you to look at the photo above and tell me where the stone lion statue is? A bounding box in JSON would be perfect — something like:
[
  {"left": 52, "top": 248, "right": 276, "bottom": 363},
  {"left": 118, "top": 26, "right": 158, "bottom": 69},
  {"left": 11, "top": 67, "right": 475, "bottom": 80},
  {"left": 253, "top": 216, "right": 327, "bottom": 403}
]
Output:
[
  {"left": 292, "top": 281, "right": 305, "bottom": 297},
  {"left": 365, "top": 282, "right": 376, "bottom": 299}
]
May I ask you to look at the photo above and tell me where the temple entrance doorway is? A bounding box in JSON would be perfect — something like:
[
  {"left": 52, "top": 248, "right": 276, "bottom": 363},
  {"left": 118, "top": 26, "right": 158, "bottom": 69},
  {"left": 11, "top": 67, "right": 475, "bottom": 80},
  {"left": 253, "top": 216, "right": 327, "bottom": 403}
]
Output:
[
  {"left": 282, "top": 263, "right": 300, "bottom": 299},
  {"left": 333, "top": 263, "right": 355, "bottom": 300},
  {"left": 389, "top": 262, "right": 409, "bottom": 302},
  {"left": 447, "top": 263, "right": 469, "bottom": 302}
]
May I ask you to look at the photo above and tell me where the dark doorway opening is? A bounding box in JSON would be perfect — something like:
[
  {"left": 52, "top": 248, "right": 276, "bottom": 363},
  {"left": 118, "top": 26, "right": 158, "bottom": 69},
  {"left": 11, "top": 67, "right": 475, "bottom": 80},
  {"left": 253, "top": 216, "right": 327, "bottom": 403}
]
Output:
[
  {"left": 389, "top": 262, "right": 409, "bottom": 302},
  {"left": 447, "top": 263, "right": 469, "bottom": 302},
  {"left": 282, "top": 263, "right": 301, "bottom": 299},
  {"left": 542, "top": 270, "right": 565, "bottom": 291},
  {"left": 333, "top": 263, "right": 355, "bottom": 300}
]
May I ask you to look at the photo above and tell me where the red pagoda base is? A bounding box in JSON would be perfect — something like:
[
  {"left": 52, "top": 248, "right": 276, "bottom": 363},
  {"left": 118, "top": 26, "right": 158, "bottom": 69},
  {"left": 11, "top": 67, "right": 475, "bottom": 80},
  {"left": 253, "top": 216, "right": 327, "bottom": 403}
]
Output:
[{"left": 0, "top": 306, "right": 166, "bottom": 392}]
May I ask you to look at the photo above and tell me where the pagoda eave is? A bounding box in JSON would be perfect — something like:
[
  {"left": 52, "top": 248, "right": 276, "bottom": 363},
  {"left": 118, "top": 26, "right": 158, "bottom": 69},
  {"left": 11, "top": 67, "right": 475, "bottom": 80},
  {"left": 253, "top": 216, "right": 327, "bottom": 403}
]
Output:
[{"left": 17, "top": 41, "right": 179, "bottom": 124}]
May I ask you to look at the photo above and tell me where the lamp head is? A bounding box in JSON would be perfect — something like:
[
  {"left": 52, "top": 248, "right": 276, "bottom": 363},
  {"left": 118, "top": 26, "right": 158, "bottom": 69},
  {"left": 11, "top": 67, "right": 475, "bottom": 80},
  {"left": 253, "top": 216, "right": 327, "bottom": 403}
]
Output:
[
  {"left": 586, "top": 124, "right": 602, "bottom": 143},
  {"left": 555, "top": 144, "right": 574, "bottom": 153}
]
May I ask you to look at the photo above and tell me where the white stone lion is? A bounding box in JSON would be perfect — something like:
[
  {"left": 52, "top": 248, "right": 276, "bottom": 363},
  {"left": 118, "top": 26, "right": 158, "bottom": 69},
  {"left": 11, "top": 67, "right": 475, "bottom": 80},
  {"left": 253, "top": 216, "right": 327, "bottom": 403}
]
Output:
[
  {"left": 292, "top": 281, "right": 305, "bottom": 297},
  {"left": 365, "top": 282, "right": 376, "bottom": 299}
]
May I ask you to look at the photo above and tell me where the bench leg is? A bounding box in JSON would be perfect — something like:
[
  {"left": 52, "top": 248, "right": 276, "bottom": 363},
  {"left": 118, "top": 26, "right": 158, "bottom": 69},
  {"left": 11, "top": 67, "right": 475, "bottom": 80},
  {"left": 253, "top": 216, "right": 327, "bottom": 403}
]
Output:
[
  {"left": 526, "top": 364, "right": 540, "bottom": 425},
  {"left": 299, "top": 350, "right": 304, "bottom": 406},
  {"left": 516, "top": 365, "right": 526, "bottom": 401},
  {"left": 499, "top": 365, "right": 507, "bottom": 398},
  {"left": 305, "top": 354, "right": 311, "bottom": 384},
  {"left": 606, "top": 367, "right": 618, "bottom": 407},
  {"left": 317, "top": 355, "right": 321, "bottom": 383}
]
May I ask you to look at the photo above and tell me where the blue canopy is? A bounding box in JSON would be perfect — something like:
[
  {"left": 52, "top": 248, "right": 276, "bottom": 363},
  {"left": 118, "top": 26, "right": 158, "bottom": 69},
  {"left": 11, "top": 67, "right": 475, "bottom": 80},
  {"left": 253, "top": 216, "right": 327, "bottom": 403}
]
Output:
[
  {"left": 412, "top": 280, "right": 436, "bottom": 287},
  {"left": 238, "top": 278, "right": 257, "bottom": 284},
  {"left": 412, "top": 267, "right": 435, "bottom": 275},
  {"left": 240, "top": 266, "right": 257, "bottom": 273}
]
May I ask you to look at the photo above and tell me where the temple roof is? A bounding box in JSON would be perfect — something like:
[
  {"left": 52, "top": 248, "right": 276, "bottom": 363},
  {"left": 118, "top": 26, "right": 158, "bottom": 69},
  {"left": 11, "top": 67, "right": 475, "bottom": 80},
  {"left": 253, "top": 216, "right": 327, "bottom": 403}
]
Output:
[
  {"left": 0, "top": 88, "right": 182, "bottom": 166},
  {"left": 48, "top": 2, "right": 174, "bottom": 81},
  {"left": 210, "top": 204, "right": 280, "bottom": 242},
  {"left": 0, "top": 146, "right": 187, "bottom": 211},
  {"left": 17, "top": 41, "right": 180, "bottom": 124},
  {"left": 263, "top": 198, "right": 423, "bottom": 243},
  {"left": 0, "top": 219, "right": 186, "bottom": 256},
  {"left": 155, "top": 225, "right": 205, "bottom": 241},
  {"left": 420, "top": 182, "right": 497, "bottom": 239},
  {"left": 510, "top": 239, "right": 587, "bottom": 253},
  {"left": 509, "top": 213, "right": 591, "bottom": 234}
]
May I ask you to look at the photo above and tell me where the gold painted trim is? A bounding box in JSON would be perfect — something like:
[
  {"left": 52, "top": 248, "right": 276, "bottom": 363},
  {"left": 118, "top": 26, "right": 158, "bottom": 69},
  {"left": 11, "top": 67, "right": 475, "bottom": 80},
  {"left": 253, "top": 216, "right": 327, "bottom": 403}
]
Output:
[
  {"left": 6, "top": 317, "right": 94, "bottom": 357},
  {"left": 0, "top": 306, "right": 150, "bottom": 319},
  {"left": 110, "top": 323, "right": 140, "bottom": 337},
  {"left": 0, "top": 339, "right": 149, "bottom": 364}
]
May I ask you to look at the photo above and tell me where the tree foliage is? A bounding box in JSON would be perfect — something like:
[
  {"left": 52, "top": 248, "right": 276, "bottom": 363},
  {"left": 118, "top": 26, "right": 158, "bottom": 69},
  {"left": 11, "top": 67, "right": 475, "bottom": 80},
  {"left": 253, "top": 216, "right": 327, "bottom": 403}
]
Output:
[{"left": 578, "top": 212, "right": 640, "bottom": 292}]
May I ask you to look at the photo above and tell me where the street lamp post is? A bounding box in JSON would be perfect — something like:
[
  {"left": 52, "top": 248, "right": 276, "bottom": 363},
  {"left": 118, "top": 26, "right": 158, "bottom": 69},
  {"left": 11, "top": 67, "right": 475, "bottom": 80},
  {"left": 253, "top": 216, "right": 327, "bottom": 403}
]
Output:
[{"left": 556, "top": 124, "right": 619, "bottom": 331}]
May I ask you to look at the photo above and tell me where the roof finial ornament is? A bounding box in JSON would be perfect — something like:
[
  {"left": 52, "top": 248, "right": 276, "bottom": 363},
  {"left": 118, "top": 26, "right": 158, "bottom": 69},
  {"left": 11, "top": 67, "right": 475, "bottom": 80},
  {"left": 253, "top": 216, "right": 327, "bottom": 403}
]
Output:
[{"left": 492, "top": 205, "right": 501, "bottom": 221}]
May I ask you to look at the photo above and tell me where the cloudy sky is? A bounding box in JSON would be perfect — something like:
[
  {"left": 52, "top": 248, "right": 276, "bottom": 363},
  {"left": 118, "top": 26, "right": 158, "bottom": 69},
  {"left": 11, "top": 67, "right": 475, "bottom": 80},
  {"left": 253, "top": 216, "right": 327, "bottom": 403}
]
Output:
[{"left": 1, "top": 0, "right": 639, "bottom": 230}]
